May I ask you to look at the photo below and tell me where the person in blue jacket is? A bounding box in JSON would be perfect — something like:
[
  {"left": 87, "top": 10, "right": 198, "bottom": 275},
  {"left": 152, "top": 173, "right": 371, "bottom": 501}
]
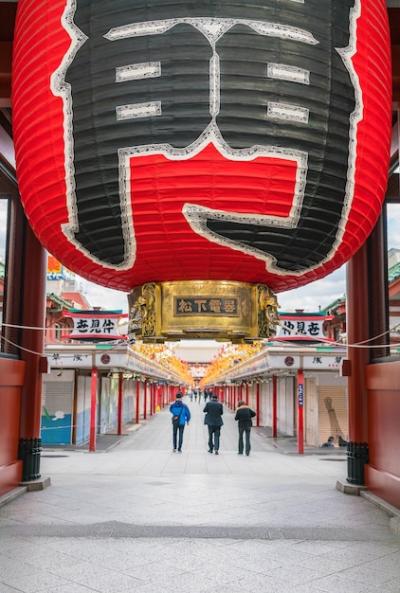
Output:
[{"left": 169, "top": 392, "right": 191, "bottom": 453}]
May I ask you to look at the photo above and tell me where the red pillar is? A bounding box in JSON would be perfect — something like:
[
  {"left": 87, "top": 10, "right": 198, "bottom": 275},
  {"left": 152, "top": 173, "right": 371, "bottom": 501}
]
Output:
[
  {"left": 297, "top": 369, "right": 304, "bottom": 454},
  {"left": 272, "top": 375, "right": 278, "bottom": 438},
  {"left": 246, "top": 383, "right": 249, "bottom": 405},
  {"left": 117, "top": 372, "right": 123, "bottom": 436},
  {"left": 89, "top": 367, "right": 98, "bottom": 452},
  {"left": 19, "top": 226, "right": 47, "bottom": 479},
  {"left": 256, "top": 382, "right": 260, "bottom": 427},
  {"left": 347, "top": 248, "right": 370, "bottom": 444},
  {"left": 135, "top": 381, "right": 140, "bottom": 424},
  {"left": 150, "top": 383, "right": 153, "bottom": 415},
  {"left": 143, "top": 381, "right": 147, "bottom": 420}
]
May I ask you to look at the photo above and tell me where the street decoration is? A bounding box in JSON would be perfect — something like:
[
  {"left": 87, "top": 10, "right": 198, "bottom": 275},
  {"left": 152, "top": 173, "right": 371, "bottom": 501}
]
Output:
[
  {"left": 13, "top": 0, "right": 391, "bottom": 295},
  {"left": 128, "top": 281, "right": 279, "bottom": 341}
]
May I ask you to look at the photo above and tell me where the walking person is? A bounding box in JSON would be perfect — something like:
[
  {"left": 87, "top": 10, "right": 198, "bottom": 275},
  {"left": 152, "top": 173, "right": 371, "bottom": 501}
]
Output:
[
  {"left": 169, "top": 392, "right": 191, "bottom": 453},
  {"left": 203, "top": 394, "right": 224, "bottom": 455},
  {"left": 235, "top": 400, "right": 256, "bottom": 456}
]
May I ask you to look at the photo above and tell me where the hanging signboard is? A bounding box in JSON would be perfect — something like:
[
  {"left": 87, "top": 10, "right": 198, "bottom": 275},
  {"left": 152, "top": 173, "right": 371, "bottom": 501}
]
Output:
[
  {"left": 276, "top": 316, "right": 333, "bottom": 341},
  {"left": 65, "top": 311, "right": 127, "bottom": 340}
]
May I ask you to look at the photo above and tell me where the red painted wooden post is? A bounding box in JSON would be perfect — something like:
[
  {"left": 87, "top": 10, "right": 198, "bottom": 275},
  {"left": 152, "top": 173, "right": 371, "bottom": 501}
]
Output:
[
  {"left": 246, "top": 383, "right": 249, "bottom": 405},
  {"left": 143, "top": 381, "right": 147, "bottom": 420},
  {"left": 135, "top": 381, "right": 140, "bottom": 424},
  {"left": 150, "top": 383, "right": 154, "bottom": 415},
  {"left": 89, "top": 367, "right": 98, "bottom": 452},
  {"left": 117, "top": 372, "right": 123, "bottom": 435},
  {"left": 272, "top": 375, "right": 278, "bottom": 438},
  {"left": 297, "top": 369, "right": 305, "bottom": 454},
  {"left": 256, "top": 382, "right": 260, "bottom": 427}
]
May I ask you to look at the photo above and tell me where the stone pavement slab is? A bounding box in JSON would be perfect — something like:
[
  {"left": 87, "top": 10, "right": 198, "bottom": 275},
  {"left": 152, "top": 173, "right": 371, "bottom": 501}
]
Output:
[{"left": 0, "top": 400, "right": 399, "bottom": 593}]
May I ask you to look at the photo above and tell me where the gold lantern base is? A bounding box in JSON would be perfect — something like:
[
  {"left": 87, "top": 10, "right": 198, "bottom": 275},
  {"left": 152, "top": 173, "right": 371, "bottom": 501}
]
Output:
[{"left": 128, "top": 281, "right": 279, "bottom": 343}]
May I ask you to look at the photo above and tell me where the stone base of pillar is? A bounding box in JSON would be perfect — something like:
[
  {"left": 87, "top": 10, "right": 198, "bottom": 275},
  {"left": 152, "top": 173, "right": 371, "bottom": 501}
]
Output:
[
  {"left": 20, "top": 476, "right": 51, "bottom": 492},
  {"left": 346, "top": 442, "right": 369, "bottom": 485},
  {"left": 336, "top": 479, "right": 367, "bottom": 496},
  {"left": 18, "top": 438, "right": 42, "bottom": 482}
]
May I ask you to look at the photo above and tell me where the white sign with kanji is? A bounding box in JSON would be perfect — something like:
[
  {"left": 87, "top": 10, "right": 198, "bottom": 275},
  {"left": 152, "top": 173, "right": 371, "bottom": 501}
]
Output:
[
  {"left": 68, "top": 312, "right": 124, "bottom": 340},
  {"left": 302, "top": 355, "right": 344, "bottom": 370},
  {"left": 276, "top": 317, "right": 326, "bottom": 341}
]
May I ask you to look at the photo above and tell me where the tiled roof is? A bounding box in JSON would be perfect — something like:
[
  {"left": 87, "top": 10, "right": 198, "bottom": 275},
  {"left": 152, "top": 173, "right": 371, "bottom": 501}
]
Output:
[
  {"left": 389, "top": 262, "right": 400, "bottom": 283},
  {"left": 47, "top": 292, "right": 75, "bottom": 310}
]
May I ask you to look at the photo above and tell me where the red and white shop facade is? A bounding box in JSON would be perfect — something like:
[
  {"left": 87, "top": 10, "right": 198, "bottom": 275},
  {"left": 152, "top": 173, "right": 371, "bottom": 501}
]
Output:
[
  {"left": 213, "top": 346, "right": 347, "bottom": 451},
  {"left": 43, "top": 344, "right": 182, "bottom": 450}
]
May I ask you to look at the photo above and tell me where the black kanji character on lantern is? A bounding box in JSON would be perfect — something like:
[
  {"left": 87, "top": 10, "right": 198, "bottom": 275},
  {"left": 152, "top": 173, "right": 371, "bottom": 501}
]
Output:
[{"left": 63, "top": 0, "right": 356, "bottom": 272}]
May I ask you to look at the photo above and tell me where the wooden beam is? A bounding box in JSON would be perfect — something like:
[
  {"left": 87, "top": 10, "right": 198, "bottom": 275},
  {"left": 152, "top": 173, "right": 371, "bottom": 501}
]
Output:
[
  {"left": 392, "top": 45, "right": 400, "bottom": 105},
  {"left": 0, "top": 42, "right": 12, "bottom": 103}
]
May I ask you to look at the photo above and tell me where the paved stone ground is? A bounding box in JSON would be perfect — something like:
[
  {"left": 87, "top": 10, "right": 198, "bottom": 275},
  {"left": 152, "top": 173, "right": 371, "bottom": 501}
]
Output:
[{"left": 1, "top": 400, "right": 400, "bottom": 593}]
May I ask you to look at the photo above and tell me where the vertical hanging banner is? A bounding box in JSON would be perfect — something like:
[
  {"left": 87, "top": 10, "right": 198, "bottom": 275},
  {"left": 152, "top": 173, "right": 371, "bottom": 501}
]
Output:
[{"left": 12, "top": 0, "right": 391, "bottom": 293}]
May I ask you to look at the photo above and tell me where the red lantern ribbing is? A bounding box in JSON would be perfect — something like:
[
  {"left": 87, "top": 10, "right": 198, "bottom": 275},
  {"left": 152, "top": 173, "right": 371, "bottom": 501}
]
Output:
[{"left": 12, "top": 0, "right": 391, "bottom": 294}]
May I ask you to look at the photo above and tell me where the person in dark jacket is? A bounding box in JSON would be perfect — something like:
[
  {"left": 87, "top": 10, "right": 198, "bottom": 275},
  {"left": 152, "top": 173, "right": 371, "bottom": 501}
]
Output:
[
  {"left": 235, "top": 401, "right": 256, "bottom": 456},
  {"left": 203, "top": 395, "right": 224, "bottom": 455},
  {"left": 169, "top": 393, "right": 191, "bottom": 453}
]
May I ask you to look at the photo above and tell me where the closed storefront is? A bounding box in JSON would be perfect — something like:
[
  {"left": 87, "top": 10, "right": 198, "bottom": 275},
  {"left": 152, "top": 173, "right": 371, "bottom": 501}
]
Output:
[
  {"left": 123, "top": 379, "right": 135, "bottom": 424},
  {"left": 305, "top": 378, "right": 319, "bottom": 447},
  {"left": 42, "top": 371, "right": 74, "bottom": 445},
  {"left": 76, "top": 375, "right": 91, "bottom": 445},
  {"left": 317, "top": 375, "right": 348, "bottom": 445},
  {"left": 304, "top": 375, "right": 348, "bottom": 447},
  {"left": 278, "top": 377, "right": 295, "bottom": 437},
  {"left": 259, "top": 382, "right": 271, "bottom": 427},
  {"left": 99, "top": 376, "right": 118, "bottom": 434}
]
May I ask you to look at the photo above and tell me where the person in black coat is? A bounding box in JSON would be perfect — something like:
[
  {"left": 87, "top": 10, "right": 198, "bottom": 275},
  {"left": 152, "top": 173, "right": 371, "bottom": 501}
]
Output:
[
  {"left": 235, "top": 400, "right": 256, "bottom": 456},
  {"left": 203, "top": 395, "right": 224, "bottom": 455}
]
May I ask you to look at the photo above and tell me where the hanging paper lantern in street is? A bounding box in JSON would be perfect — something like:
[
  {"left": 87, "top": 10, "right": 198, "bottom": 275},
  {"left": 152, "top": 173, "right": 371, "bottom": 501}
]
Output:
[{"left": 12, "top": 0, "right": 391, "bottom": 293}]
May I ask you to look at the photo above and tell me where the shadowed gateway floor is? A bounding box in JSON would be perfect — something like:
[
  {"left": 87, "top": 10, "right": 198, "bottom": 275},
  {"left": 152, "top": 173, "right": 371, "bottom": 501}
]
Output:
[{"left": 0, "top": 400, "right": 399, "bottom": 593}]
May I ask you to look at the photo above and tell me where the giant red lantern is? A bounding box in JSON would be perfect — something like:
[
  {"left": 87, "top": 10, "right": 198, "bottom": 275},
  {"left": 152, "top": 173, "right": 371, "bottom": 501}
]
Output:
[{"left": 12, "top": 0, "right": 391, "bottom": 293}]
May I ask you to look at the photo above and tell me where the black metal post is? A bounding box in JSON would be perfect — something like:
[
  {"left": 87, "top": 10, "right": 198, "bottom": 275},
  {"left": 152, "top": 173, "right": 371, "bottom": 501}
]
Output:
[{"left": 19, "top": 438, "right": 42, "bottom": 482}]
